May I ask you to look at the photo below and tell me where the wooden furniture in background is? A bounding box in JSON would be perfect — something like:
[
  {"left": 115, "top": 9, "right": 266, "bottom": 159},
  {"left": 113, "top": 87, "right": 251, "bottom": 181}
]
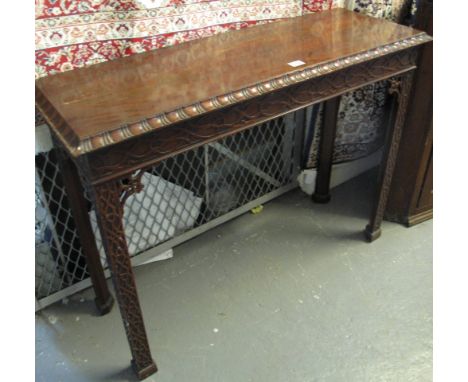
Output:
[
  {"left": 36, "top": 9, "right": 431, "bottom": 379},
  {"left": 385, "top": 0, "right": 433, "bottom": 226}
]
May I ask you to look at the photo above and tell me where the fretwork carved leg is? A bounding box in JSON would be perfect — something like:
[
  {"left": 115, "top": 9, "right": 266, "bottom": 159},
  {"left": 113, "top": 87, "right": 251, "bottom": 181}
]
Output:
[
  {"left": 56, "top": 150, "right": 114, "bottom": 315},
  {"left": 312, "top": 96, "right": 341, "bottom": 203},
  {"left": 91, "top": 178, "right": 157, "bottom": 380},
  {"left": 365, "top": 72, "right": 415, "bottom": 242}
]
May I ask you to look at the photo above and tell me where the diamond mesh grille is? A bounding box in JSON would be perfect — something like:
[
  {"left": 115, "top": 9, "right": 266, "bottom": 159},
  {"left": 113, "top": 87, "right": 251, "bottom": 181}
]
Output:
[
  {"left": 35, "top": 150, "right": 89, "bottom": 298},
  {"left": 35, "top": 113, "right": 302, "bottom": 306}
]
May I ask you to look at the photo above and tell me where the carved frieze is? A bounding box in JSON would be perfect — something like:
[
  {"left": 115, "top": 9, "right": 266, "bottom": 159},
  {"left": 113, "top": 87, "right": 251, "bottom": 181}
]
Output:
[{"left": 87, "top": 47, "right": 420, "bottom": 184}]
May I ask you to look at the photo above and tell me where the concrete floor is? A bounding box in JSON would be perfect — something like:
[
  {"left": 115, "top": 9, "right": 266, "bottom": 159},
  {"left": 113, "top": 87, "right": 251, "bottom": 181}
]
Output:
[{"left": 35, "top": 171, "right": 433, "bottom": 382}]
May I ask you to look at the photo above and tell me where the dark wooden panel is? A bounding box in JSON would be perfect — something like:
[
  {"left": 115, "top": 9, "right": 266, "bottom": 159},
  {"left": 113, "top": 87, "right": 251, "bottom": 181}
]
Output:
[
  {"left": 385, "top": 0, "right": 433, "bottom": 226},
  {"left": 417, "top": 151, "right": 433, "bottom": 210}
]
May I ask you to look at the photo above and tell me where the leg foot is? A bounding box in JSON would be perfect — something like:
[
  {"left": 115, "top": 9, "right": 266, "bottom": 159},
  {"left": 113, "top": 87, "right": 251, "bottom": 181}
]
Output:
[
  {"left": 95, "top": 294, "right": 114, "bottom": 316},
  {"left": 132, "top": 359, "right": 158, "bottom": 380},
  {"left": 364, "top": 225, "right": 382, "bottom": 242},
  {"left": 311, "top": 193, "right": 331, "bottom": 204}
]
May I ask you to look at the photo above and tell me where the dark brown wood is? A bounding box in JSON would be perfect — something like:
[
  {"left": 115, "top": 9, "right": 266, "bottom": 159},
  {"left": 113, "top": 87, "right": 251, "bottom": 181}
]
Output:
[
  {"left": 416, "top": 146, "right": 432, "bottom": 212},
  {"left": 365, "top": 72, "right": 415, "bottom": 241},
  {"left": 89, "top": 177, "right": 157, "bottom": 380},
  {"left": 385, "top": 0, "right": 433, "bottom": 226},
  {"left": 35, "top": 9, "right": 432, "bottom": 379},
  {"left": 56, "top": 150, "right": 114, "bottom": 315},
  {"left": 35, "top": 9, "right": 429, "bottom": 156},
  {"left": 312, "top": 96, "right": 341, "bottom": 203}
]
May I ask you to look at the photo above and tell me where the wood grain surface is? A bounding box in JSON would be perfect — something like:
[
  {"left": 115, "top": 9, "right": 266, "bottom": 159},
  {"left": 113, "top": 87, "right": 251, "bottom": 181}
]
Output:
[{"left": 36, "top": 8, "right": 429, "bottom": 155}]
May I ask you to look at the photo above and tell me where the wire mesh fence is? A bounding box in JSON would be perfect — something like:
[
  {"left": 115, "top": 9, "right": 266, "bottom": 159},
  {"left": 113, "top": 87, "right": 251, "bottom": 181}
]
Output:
[
  {"left": 35, "top": 150, "right": 90, "bottom": 299},
  {"left": 35, "top": 112, "right": 304, "bottom": 309}
]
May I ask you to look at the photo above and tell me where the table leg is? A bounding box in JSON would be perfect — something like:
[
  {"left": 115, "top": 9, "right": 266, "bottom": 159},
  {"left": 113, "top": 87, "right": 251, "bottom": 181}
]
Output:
[
  {"left": 91, "top": 178, "right": 158, "bottom": 380},
  {"left": 365, "top": 72, "right": 415, "bottom": 241},
  {"left": 57, "top": 151, "right": 114, "bottom": 315},
  {"left": 312, "top": 96, "right": 341, "bottom": 203}
]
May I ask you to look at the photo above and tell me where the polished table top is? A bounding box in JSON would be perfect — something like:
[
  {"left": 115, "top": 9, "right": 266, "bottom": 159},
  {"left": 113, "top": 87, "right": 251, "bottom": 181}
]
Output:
[{"left": 36, "top": 8, "right": 430, "bottom": 156}]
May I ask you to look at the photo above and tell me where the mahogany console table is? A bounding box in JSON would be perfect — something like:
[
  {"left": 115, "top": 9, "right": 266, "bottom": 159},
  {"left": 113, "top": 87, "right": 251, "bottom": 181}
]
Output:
[{"left": 36, "top": 9, "right": 431, "bottom": 380}]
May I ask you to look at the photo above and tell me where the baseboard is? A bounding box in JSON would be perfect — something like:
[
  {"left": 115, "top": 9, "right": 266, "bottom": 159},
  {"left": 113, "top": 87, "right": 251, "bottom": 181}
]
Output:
[
  {"left": 407, "top": 209, "right": 433, "bottom": 227},
  {"left": 297, "top": 149, "right": 383, "bottom": 195}
]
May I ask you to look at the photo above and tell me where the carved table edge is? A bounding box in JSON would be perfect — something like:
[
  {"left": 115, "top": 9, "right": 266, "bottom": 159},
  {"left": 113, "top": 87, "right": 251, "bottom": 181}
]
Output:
[
  {"left": 36, "top": 32, "right": 432, "bottom": 157},
  {"left": 84, "top": 50, "right": 420, "bottom": 186}
]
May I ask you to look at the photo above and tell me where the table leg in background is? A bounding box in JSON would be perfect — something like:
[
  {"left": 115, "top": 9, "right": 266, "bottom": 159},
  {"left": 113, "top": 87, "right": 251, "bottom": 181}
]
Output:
[
  {"left": 365, "top": 72, "right": 415, "bottom": 241},
  {"left": 57, "top": 151, "right": 114, "bottom": 315},
  {"left": 312, "top": 96, "right": 341, "bottom": 203}
]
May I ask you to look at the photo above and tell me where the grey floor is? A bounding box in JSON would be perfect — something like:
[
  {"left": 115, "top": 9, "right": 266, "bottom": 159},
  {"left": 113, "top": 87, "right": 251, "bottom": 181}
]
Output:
[{"left": 36, "top": 171, "right": 433, "bottom": 382}]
